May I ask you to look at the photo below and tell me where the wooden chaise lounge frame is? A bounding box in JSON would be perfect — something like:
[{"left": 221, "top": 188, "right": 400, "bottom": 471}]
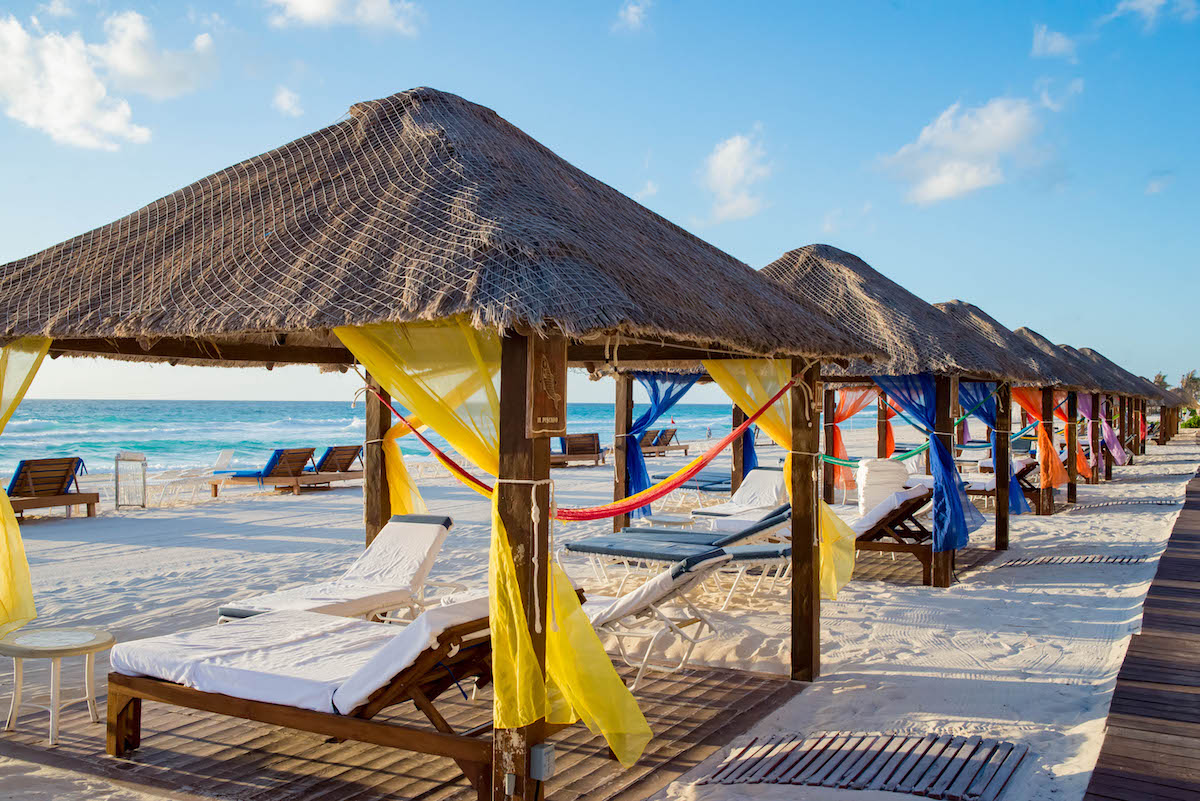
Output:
[
  {"left": 969, "top": 459, "right": 1045, "bottom": 514},
  {"left": 642, "top": 429, "right": 690, "bottom": 458},
  {"left": 8, "top": 457, "right": 99, "bottom": 518},
  {"left": 209, "top": 447, "right": 323, "bottom": 497},
  {"left": 551, "top": 433, "right": 606, "bottom": 466},
  {"left": 108, "top": 616, "right": 507, "bottom": 799},
  {"left": 853, "top": 487, "right": 939, "bottom": 585}
]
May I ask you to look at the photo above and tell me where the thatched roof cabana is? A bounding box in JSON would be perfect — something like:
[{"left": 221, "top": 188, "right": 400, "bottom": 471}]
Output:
[
  {"left": 0, "top": 88, "right": 876, "bottom": 367},
  {"left": 761, "top": 245, "right": 1040, "bottom": 382},
  {"left": 1012, "top": 329, "right": 1104, "bottom": 393},
  {"left": 933, "top": 301, "right": 1066, "bottom": 388},
  {"left": 1075, "top": 348, "right": 1151, "bottom": 398}
]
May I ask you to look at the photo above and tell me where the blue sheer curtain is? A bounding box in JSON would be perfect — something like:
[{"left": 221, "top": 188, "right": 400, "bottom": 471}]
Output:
[
  {"left": 960, "top": 381, "right": 1030, "bottom": 515},
  {"left": 627, "top": 372, "right": 701, "bottom": 518},
  {"left": 872, "top": 375, "right": 984, "bottom": 552},
  {"left": 742, "top": 425, "right": 759, "bottom": 476}
]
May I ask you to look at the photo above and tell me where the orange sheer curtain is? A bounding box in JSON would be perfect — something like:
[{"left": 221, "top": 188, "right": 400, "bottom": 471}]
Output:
[
  {"left": 1011, "top": 388, "right": 1069, "bottom": 488},
  {"left": 1053, "top": 391, "right": 1092, "bottom": 481},
  {"left": 882, "top": 393, "right": 899, "bottom": 457},
  {"left": 830, "top": 388, "right": 876, "bottom": 489}
]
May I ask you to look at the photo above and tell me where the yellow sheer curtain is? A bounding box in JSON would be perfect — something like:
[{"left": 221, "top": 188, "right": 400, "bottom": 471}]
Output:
[
  {"left": 335, "top": 319, "right": 651, "bottom": 766},
  {"left": 703, "top": 359, "right": 855, "bottom": 599},
  {"left": 0, "top": 336, "right": 51, "bottom": 636}
]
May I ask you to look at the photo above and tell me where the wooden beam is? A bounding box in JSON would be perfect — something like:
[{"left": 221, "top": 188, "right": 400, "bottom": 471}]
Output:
[
  {"left": 731, "top": 405, "right": 746, "bottom": 493},
  {"left": 790, "top": 360, "right": 821, "bottom": 682},
  {"left": 995, "top": 383, "right": 1011, "bottom": 551},
  {"left": 951, "top": 376, "right": 965, "bottom": 446},
  {"left": 50, "top": 337, "right": 352, "bottom": 365},
  {"left": 876, "top": 391, "right": 889, "bottom": 458},
  {"left": 1039, "top": 387, "right": 1055, "bottom": 515},
  {"left": 1066, "top": 391, "right": 1078, "bottom": 504},
  {"left": 1104, "top": 395, "right": 1114, "bottom": 481},
  {"left": 1089, "top": 393, "right": 1101, "bottom": 485},
  {"left": 493, "top": 332, "right": 553, "bottom": 801},
  {"left": 822, "top": 386, "right": 836, "bottom": 504},
  {"left": 364, "top": 374, "right": 390, "bottom": 548},
  {"left": 566, "top": 343, "right": 749, "bottom": 364},
  {"left": 613, "top": 373, "right": 633, "bottom": 533},
  {"left": 932, "top": 376, "right": 954, "bottom": 587},
  {"left": 1119, "top": 396, "right": 1131, "bottom": 466}
]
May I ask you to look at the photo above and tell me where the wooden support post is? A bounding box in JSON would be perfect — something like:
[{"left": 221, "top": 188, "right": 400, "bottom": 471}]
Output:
[
  {"left": 1140, "top": 399, "right": 1147, "bottom": 454},
  {"left": 822, "top": 386, "right": 836, "bottom": 504},
  {"left": 790, "top": 360, "right": 821, "bottom": 682},
  {"left": 932, "top": 376, "right": 954, "bottom": 587},
  {"left": 613, "top": 373, "right": 633, "bottom": 533},
  {"left": 1039, "top": 387, "right": 1055, "bottom": 515},
  {"left": 1089, "top": 393, "right": 1101, "bottom": 484},
  {"left": 995, "top": 382, "right": 1011, "bottom": 551},
  {"left": 1121, "top": 396, "right": 1134, "bottom": 466},
  {"left": 731, "top": 405, "right": 746, "bottom": 493},
  {"left": 492, "top": 332, "right": 555, "bottom": 801},
  {"left": 1104, "top": 395, "right": 1114, "bottom": 481},
  {"left": 364, "top": 373, "right": 391, "bottom": 548},
  {"left": 1066, "top": 391, "right": 1078, "bottom": 504},
  {"left": 876, "top": 391, "right": 889, "bottom": 458},
  {"left": 951, "top": 376, "right": 965, "bottom": 447}
]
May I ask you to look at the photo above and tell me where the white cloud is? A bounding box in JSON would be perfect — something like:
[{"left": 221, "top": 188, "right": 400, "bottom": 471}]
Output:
[
  {"left": 89, "top": 11, "right": 215, "bottom": 101},
  {"left": 1145, "top": 174, "right": 1173, "bottom": 194},
  {"left": 633, "top": 179, "right": 658, "bottom": 201},
  {"left": 267, "top": 0, "right": 421, "bottom": 35},
  {"left": 1099, "top": 0, "right": 1197, "bottom": 27},
  {"left": 821, "top": 209, "right": 840, "bottom": 234},
  {"left": 614, "top": 0, "right": 651, "bottom": 31},
  {"left": 1031, "top": 24, "right": 1077, "bottom": 61},
  {"left": 703, "top": 129, "right": 770, "bottom": 222},
  {"left": 272, "top": 85, "right": 303, "bottom": 117},
  {"left": 884, "top": 98, "right": 1041, "bottom": 205},
  {"left": 38, "top": 0, "right": 73, "bottom": 17},
  {"left": 0, "top": 14, "right": 149, "bottom": 150},
  {"left": 1037, "top": 77, "right": 1085, "bottom": 111}
]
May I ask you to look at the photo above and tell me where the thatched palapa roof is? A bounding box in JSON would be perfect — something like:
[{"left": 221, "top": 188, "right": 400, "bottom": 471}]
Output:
[
  {"left": 761, "top": 245, "right": 1041, "bottom": 382},
  {"left": 1011, "top": 328, "right": 1103, "bottom": 393},
  {"left": 1076, "top": 348, "right": 1160, "bottom": 400},
  {"left": 0, "top": 88, "right": 878, "bottom": 365},
  {"left": 933, "top": 301, "right": 1066, "bottom": 388}
]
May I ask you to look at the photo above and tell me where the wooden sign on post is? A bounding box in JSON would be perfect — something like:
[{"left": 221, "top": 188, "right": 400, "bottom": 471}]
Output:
[{"left": 526, "top": 335, "right": 567, "bottom": 439}]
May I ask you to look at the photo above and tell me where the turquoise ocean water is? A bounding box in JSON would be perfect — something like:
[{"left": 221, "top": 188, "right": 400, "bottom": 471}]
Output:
[{"left": 1, "top": 399, "right": 881, "bottom": 475}]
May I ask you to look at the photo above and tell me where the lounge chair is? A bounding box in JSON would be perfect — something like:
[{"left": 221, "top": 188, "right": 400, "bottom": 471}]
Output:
[
  {"left": 637, "top": 429, "right": 662, "bottom": 458},
  {"left": 585, "top": 552, "right": 731, "bottom": 689},
  {"left": 691, "top": 468, "right": 786, "bottom": 524},
  {"left": 217, "top": 514, "right": 461, "bottom": 622},
  {"left": 151, "top": 449, "right": 235, "bottom": 507},
  {"left": 851, "top": 486, "right": 937, "bottom": 585},
  {"left": 306, "top": 445, "right": 364, "bottom": 473},
  {"left": 108, "top": 600, "right": 503, "bottom": 799},
  {"left": 641, "top": 429, "right": 689, "bottom": 458},
  {"left": 550, "top": 433, "right": 606, "bottom": 467},
  {"left": 7, "top": 457, "right": 99, "bottom": 518},
  {"left": 208, "top": 447, "right": 316, "bottom": 497}
]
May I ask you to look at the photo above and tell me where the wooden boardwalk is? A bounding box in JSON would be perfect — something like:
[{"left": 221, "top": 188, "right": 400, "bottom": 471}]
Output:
[
  {"left": 1084, "top": 459, "right": 1200, "bottom": 801},
  {"left": 0, "top": 664, "right": 798, "bottom": 801}
]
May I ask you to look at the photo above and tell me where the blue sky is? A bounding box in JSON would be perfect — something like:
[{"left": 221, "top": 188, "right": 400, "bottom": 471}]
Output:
[{"left": 1, "top": 0, "right": 1195, "bottom": 403}]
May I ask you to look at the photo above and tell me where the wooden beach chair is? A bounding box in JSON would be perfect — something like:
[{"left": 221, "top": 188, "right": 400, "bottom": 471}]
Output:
[
  {"left": 108, "top": 602, "right": 504, "bottom": 799},
  {"left": 216, "top": 514, "right": 463, "bottom": 622},
  {"left": 308, "top": 445, "right": 364, "bottom": 473},
  {"left": 654, "top": 429, "right": 689, "bottom": 456},
  {"left": 852, "top": 486, "right": 937, "bottom": 585},
  {"left": 638, "top": 429, "right": 663, "bottom": 457},
  {"left": 550, "top": 433, "right": 606, "bottom": 467},
  {"left": 208, "top": 447, "right": 316, "bottom": 497},
  {"left": 6, "top": 457, "right": 99, "bottom": 519}
]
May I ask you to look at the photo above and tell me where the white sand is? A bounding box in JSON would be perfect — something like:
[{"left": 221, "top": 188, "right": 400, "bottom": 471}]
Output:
[{"left": 0, "top": 427, "right": 1194, "bottom": 801}]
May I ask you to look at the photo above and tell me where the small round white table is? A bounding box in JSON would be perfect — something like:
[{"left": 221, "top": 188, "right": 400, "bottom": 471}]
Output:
[{"left": 1, "top": 626, "right": 115, "bottom": 745}]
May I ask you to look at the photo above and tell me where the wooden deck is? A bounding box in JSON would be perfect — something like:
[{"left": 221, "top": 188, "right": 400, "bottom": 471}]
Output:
[
  {"left": 0, "top": 665, "right": 798, "bottom": 801},
  {"left": 851, "top": 545, "right": 1000, "bottom": 586},
  {"left": 1084, "top": 458, "right": 1200, "bottom": 800}
]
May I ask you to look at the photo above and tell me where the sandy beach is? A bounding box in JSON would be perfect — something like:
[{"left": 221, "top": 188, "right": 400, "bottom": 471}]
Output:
[{"left": 0, "top": 427, "right": 1194, "bottom": 800}]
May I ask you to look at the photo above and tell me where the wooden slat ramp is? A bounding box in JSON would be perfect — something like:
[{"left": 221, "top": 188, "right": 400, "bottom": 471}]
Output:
[
  {"left": 700, "top": 731, "right": 1027, "bottom": 799},
  {"left": 998, "top": 554, "right": 1149, "bottom": 568},
  {"left": 0, "top": 665, "right": 798, "bottom": 801},
  {"left": 852, "top": 546, "right": 998, "bottom": 586},
  {"left": 1084, "top": 463, "right": 1200, "bottom": 801}
]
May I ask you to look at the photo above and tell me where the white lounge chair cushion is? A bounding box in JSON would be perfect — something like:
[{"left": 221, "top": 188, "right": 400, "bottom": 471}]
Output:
[
  {"left": 111, "top": 611, "right": 409, "bottom": 714},
  {"left": 223, "top": 516, "right": 450, "bottom": 616},
  {"left": 111, "top": 598, "right": 489, "bottom": 716},
  {"left": 906, "top": 474, "right": 997, "bottom": 492},
  {"left": 693, "top": 469, "right": 784, "bottom": 518},
  {"left": 586, "top": 553, "right": 730, "bottom": 628},
  {"left": 856, "top": 458, "right": 913, "bottom": 518},
  {"left": 850, "top": 486, "right": 929, "bottom": 536},
  {"left": 977, "top": 455, "right": 1037, "bottom": 471}
]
